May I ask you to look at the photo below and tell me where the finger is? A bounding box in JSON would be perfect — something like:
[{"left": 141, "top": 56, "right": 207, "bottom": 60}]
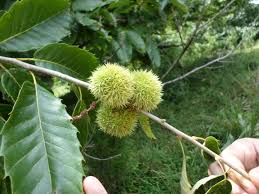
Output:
[
  {"left": 228, "top": 169, "right": 258, "bottom": 194},
  {"left": 83, "top": 176, "right": 108, "bottom": 194},
  {"left": 249, "top": 166, "right": 259, "bottom": 189},
  {"left": 229, "top": 179, "right": 247, "bottom": 194},
  {"left": 209, "top": 161, "right": 224, "bottom": 175},
  {"left": 219, "top": 152, "right": 258, "bottom": 194}
]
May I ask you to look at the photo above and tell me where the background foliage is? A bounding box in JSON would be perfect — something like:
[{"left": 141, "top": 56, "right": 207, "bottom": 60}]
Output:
[{"left": 0, "top": 0, "right": 258, "bottom": 193}]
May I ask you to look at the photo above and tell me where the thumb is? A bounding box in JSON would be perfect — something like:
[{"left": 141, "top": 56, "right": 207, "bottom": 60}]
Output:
[
  {"left": 249, "top": 166, "right": 259, "bottom": 189},
  {"left": 83, "top": 176, "right": 108, "bottom": 194}
]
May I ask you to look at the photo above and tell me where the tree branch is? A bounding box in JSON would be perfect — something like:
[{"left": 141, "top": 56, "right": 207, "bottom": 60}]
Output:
[
  {"left": 0, "top": 55, "right": 250, "bottom": 180},
  {"left": 158, "top": 42, "right": 183, "bottom": 49},
  {"left": 161, "top": 0, "right": 237, "bottom": 80},
  {"left": 83, "top": 152, "right": 121, "bottom": 161},
  {"left": 198, "top": 0, "right": 236, "bottom": 32},
  {"left": 0, "top": 56, "right": 91, "bottom": 89},
  {"left": 141, "top": 111, "right": 250, "bottom": 180},
  {"left": 163, "top": 47, "right": 236, "bottom": 86},
  {"left": 163, "top": 13, "right": 259, "bottom": 86},
  {"left": 161, "top": 22, "right": 201, "bottom": 80},
  {"left": 161, "top": 0, "right": 207, "bottom": 80},
  {"left": 72, "top": 101, "right": 97, "bottom": 121},
  {"left": 173, "top": 13, "right": 185, "bottom": 49}
]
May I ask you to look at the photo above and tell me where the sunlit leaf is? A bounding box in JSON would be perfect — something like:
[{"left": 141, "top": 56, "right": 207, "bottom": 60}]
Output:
[
  {"left": 51, "top": 78, "right": 71, "bottom": 97},
  {"left": 138, "top": 113, "right": 156, "bottom": 139},
  {"left": 179, "top": 140, "right": 192, "bottom": 194}
]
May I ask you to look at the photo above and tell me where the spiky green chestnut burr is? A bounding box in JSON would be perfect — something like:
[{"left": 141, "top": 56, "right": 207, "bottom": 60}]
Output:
[
  {"left": 89, "top": 63, "right": 134, "bottom": 108},
  {"left": 132, "top": 70, "right": 162, "bottom": 111},
  {"left": 96, "top": 105, "right": 138, "bottom": 137}
]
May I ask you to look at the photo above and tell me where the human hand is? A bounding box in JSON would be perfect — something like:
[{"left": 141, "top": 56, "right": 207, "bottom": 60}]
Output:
[
  {"left": 83, "top": 176, "right": 108, "bottom": 194},
  {"left": 209, "top": 138, "right": 259, "bottom": 194}
]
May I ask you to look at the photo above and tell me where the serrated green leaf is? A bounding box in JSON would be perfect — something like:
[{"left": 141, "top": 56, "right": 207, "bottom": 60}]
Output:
[
  {"left": 75, "top": 13, "right": 102, "bottom": 31},
  {"left": 206, "top": 179, "right": 232, "bottom": 194},
  {"left": 0, "top": 81, "right": 84, "bottom": 194},
  {"left": 34, "top": 43, "right": 99, "bottom": 80},
  {"left": 126, "top": 30, "right": 146, "bottom": 54},
  {"left": 138, "top": 113, "right": 156, "bottom": 139},
  {"left": 102, "top": 10, "right": 117, "bottom": 27},
  {"left": 1, "top": 69, "right": 32, "bottom": 103},
  {"left": 72, "top": 0, "right": 117, "bottom": 12},
  {"left": 179, "top": 140, "right": 192, "bottom": 194},
  {"left": 72, "top": 0, "right": 103, "bottom": 11},
  {"left": 146, "top": 38, "right": 161, "bottom": 67},
  {"left": 171, "top": 0, "right": 188, "bottom": 13},
  {"left": 202, "top": 136, "right": 221, "bottom": 162},
  {"left": 0, "top": 0, "right": 71, "bottom": 52},
  {"left": 108, "top": 0, "right": 133, "bottom": 13},
  {"left": 112, "top": 33, "right": 132, "bottom": 64},
  {"left": 191, "top": 175, "right": 225, "bottom": 194}
]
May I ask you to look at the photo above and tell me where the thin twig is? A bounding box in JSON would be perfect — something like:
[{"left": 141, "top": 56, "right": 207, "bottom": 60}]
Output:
[
  {"left": 173, "top": 13, "right": 185, "bottom": 49},
  {"left": 161, "top": 0, "right": 206, "bottom": 80},
  {"left": 198, "top": 0, "right": 236, "bottom": 32},
  {"left": 161, "top": 22, "right": 201, "bottom": 80},
  {"left": 0, "top": 55, "right": 251, "bottom": 180},
  {"left": 83, "top": 152, "right": 121, "bottom": 161},
  {"left": 141, "top": 111, "right": 250, "bottom": 180},
  {"left": 163, "top": 14, "right": 259, "bottom": 86},
  {"left": 72, "top": 101, "right": 97, "bottom": 121},
  {"left": 104, "top": 46, "right": 121, "bottom": 62},
  {"left": 163, "top": 47, "right": 236, "bottom": 86},
  {"left": 161, "top": 0, "right": 236, "bottom": 80},
  {"left": 0, "top": 56, "right": 91, "bottom": 89}
]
